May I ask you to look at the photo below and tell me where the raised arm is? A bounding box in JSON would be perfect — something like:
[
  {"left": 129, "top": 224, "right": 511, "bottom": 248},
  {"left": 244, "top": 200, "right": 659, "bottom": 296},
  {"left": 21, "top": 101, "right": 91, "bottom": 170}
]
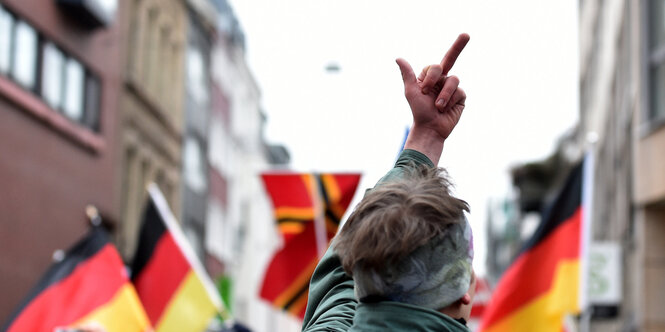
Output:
[
  {"left": 301, "top": 34, "right": 470, "bottom": 332},
  {"left": 397, "top": 33, "right": 470, "bottom": 165}
]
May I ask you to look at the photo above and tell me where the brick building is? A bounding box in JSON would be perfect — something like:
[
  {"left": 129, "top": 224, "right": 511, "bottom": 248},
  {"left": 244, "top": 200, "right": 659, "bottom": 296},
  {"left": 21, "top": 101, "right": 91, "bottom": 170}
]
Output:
[{"left": 0, "top": 0, "right": 124, "bottom": 320}]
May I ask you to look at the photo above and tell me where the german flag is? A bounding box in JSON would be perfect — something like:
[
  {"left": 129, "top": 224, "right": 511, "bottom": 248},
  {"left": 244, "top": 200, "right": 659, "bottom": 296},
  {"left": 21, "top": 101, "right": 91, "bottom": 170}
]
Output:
[
  {"left": 479, "top": 160, "right": 586, "bottom": 332},
  {"left": 2, "top": 227, "right": 151, "bottom": 332},
  {"left": 130, "top": 184, "right": 227, "bottom": 332},
  {"left": 259, "top": 173, "right": 360, "bottom": 318}
]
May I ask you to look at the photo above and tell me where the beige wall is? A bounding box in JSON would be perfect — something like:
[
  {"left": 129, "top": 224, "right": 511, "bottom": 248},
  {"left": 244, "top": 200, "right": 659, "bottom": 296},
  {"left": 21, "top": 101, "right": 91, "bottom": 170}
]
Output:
[
  {"left": 634, "top": 128, "right": 665, "bottom": 205},
  {"left": 117, "top": 95, "right": 182, "bottom": 258},
  {"left": 635, "top": 205, "right": 665, "bottom": 331},
  {"left": 115, "top": 0, "right": 187, "bottom": 258},
  {"left": 126, "top": 0, "right": 186, "bottom": 122}
]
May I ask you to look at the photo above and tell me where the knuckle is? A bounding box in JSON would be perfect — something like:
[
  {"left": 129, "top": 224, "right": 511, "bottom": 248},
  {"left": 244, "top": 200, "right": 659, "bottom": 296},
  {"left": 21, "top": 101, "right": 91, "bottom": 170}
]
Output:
[{"left": 440, "top": 91, "right": 452, "bottom": 101}]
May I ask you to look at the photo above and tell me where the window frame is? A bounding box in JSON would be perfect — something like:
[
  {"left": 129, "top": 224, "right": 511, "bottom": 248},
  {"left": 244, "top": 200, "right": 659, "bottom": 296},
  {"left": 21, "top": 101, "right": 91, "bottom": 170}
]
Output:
[
  {"left": 11, "top": 19, "right": 39, "bottom": 91},
  {"left": 0, "top": 5, "right": 15, "bottom": 74},
  {"left": 41, "top": 41, "right": 66, "bottom": 110},
  {"left": 183, "top": 135, "right": 208, "bottom": 194},
  {"left": 63, "top": 57, "right": 85, "bottom": 122},
  {"left": 186, "top": 45, "right": 210, "bottom": 109},
  {"left": 642, "top": 0, "right": 665, "bottom": 135},
  {"left": 0, "top": 5, "right": 102, "bottom": 133}
]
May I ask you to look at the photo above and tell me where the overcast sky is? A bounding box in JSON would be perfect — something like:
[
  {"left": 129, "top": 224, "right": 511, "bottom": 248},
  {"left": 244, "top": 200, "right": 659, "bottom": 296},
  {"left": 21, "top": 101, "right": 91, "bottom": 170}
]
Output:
[{"left": 227, "top": 0, "right": 579, "bottom": 275}]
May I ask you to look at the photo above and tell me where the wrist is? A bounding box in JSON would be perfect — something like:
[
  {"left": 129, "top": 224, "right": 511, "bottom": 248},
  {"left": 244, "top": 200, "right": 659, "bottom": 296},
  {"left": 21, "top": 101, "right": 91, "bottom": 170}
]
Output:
[
  {"left": 403, "top": 125, "right": 445, "bottom": 165},
  {"left": 410, "top": 124, "right": 447, "bottom": 143}
]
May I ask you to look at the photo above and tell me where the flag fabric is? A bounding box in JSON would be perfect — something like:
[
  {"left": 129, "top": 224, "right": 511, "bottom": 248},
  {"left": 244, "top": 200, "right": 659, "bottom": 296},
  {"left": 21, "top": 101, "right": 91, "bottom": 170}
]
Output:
[
  {"left": 470, "top": 276, "right": 491, "bottom": 320},
  {"left": 479, "top": 159, "right": 586, "bottom": 332},
  {"left": 259, "top": 173, "right": 361, "bottom": 318},
  {"left": 467, "top": 276, "right": 492, "bottom": 331},
  {"left": 2, "top": 227, "right": 151, "bottom": 332},
  {"left": 131, "top": 184, "right": 228, "bottom": 332}
]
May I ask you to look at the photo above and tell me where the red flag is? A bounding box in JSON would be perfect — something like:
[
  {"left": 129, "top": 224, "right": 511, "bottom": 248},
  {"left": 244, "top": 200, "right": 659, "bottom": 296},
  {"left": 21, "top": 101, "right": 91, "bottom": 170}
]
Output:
[
  {"left": 2, "top": 227, "right": 151, "bottom": 332},
  {"left": 260, "top": 173, "right": 361, "bottom": 318},
  {"left": 470, "top": 277, "right": 491, "bottom": 319},
  {"left": 479, "top": 160, "right": 586, "bottom": 332}
]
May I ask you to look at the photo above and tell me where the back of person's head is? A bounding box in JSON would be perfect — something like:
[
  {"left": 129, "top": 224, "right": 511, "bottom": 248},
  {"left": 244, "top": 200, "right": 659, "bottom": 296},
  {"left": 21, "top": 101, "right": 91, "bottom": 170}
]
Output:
[{"left": 335, "top": 165, "right": 473, "bottom": 311}]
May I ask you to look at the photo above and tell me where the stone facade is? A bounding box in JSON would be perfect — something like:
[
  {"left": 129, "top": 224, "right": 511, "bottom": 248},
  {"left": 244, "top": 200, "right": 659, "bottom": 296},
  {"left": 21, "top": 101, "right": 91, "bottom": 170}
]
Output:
[{"left": 116, "top": 0, "right": 187, "bottom": 259}]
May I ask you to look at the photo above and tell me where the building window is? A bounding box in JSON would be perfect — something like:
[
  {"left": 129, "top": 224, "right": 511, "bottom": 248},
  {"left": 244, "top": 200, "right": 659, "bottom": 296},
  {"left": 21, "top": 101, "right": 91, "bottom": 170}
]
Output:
[
  {"left": 55, "top": 0, "right": 118, "bottom": 28},
  {"left": 64, "top": 59, "right": 84, "bottom": 121},
  {"left": 0, "top": 5, "right": 101, "bottom": 131},
  {"left": 184, "top": 136, "right": 207, "bottom": 194},
  {"left": 83, "top": 75, "right": 101, "bottom": 130},
  {"left": 12, "top": 20, "right": 37, "bottom": 89},
  {"left": 42, "top": 42, "right": 65, "bottom": 108},
  {"left": 0, "top": 6, "right": 12, "bottom": 73},
  {"left": 186, "top": 47, "right": 209, "bottom": 107},
  {"left": 649, "top": 0, "right": 665, "bottom": 121}
]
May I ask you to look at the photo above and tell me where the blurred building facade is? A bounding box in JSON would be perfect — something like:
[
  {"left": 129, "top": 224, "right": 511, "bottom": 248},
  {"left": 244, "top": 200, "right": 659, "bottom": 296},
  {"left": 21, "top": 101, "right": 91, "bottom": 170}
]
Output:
[
  {"left": 579, "top": 0, "right": 665, "bottom": 330},
  {"left": 205, "top": 1, "right": 300, "bottom": 330},
  {"left": 488, "top": 1, "right": 665, "bottom": 331},
  {"left": 578, "top": 0, "right": 634, "bottom": 329},
  {"left": 484, "top": 196, "right": 520, "bottom": 285},
  {"left": 181, "top": 0, "right": 217, "bottom": 261},
  {"left": 116, "top": 0, "right": 187, "bottom": 259},
  {"left": 0, "top": 0, "right": 123, "bottom": 319},
  {"left": 0, "top": 0, "right": 298, "bottom": 329}
]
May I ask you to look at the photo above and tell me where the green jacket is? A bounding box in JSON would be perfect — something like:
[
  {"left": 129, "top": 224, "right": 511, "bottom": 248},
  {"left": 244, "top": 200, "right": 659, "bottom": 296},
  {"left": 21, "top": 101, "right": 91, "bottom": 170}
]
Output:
[{"left": 301, "top": 150, "right": 470, "bottom": 332}]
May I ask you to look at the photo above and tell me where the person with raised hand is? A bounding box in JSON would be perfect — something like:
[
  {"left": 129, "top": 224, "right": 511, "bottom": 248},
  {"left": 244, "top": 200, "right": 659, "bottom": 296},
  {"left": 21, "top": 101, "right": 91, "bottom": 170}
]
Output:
[
  {"left": 396, "top": 33, "right": 469, "bottom": 165},
  {"left": 302, "top": 34, "right": 475, "bottom": 332}
]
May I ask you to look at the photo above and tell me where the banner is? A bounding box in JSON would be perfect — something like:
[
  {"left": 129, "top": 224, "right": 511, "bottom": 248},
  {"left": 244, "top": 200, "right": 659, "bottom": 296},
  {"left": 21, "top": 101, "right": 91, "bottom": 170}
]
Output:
[{"left": 259, "top": 173, "right": 361, "bottom": 318}]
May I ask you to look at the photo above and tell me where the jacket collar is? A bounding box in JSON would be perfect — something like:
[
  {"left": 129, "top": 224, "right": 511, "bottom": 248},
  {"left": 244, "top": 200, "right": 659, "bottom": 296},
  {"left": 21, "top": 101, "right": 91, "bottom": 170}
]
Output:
[{"left": 350, "top": 301, "right": 470, "bottom": 332}]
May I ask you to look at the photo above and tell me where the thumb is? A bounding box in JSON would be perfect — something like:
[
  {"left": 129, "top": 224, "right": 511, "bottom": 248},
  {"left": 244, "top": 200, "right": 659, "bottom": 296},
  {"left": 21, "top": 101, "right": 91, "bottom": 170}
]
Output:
[{"left": 396, "top": 58, "right": 416, "bottom": 88}]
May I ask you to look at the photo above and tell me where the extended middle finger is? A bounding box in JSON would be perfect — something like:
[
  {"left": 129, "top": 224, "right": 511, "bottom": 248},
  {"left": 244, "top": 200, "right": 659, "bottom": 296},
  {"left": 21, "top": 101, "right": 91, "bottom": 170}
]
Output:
[{"left": 440, "top": 33, "right": 470, "bottom": 75}]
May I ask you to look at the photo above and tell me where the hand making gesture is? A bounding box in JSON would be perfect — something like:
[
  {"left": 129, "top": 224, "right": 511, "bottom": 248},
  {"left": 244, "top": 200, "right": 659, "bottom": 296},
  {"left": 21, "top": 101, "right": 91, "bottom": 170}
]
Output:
[{"left": 398, "top": 33, "right": 470, "bottom": 164}]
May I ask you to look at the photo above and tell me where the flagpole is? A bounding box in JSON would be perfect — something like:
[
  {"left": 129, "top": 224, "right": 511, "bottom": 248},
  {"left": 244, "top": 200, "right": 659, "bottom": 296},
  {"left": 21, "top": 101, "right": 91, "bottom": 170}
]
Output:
[
  {"left": 580, "top": 306, "right": 593, "bottom": 332},
  {"left": 579, "top": 135, "right": 596, "bottom": 332},
  {"left": 309, "top": 174, "right": 328, "bottom": 259}
]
